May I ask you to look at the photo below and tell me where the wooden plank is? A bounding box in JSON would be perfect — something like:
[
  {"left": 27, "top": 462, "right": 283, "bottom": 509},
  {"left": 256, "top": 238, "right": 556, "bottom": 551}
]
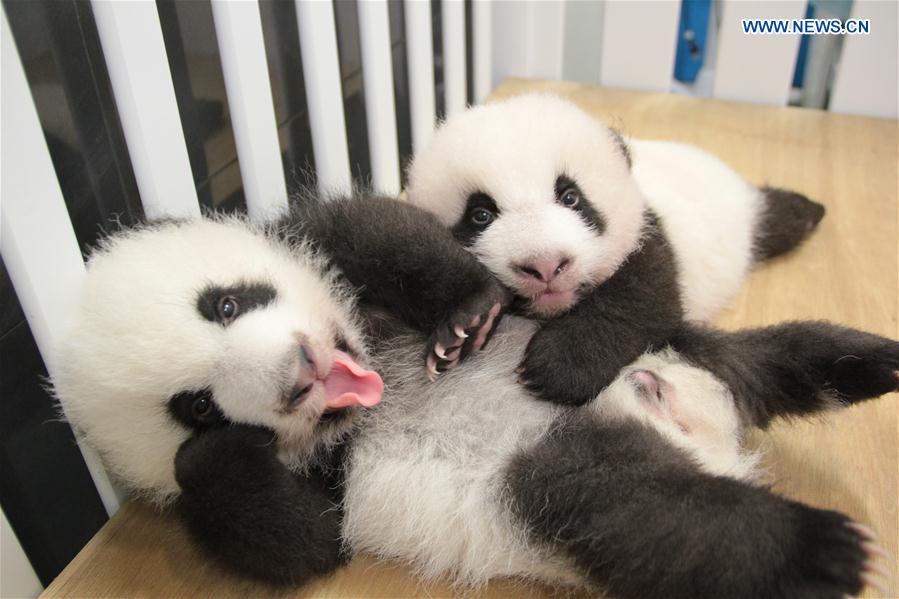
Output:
[
  {"left": 712, "top": 0, "right": 807, "bottom": 105},
  {"left": 210, "top": 0, "right": 288, "bottom": 221},
  {"left": 90, "top": 0, "right": 200, "bottom": 219}
]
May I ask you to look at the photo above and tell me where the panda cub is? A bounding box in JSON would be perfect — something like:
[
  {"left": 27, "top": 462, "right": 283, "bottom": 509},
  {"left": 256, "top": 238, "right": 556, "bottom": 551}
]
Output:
[
  {"left": 406, "top": 93, "right": 827, "bottom": 406},
  {"left": 54, "top": 195, "right": 897, "bottom": 598}
]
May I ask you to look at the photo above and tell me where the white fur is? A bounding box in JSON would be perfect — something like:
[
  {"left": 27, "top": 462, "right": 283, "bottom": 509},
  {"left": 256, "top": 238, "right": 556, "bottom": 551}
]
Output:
[
  {"left": 406, "top": 94, "right": 761, "bottom": 321},
  {"left": 53, "top": 219, "right": 366, "bottom": 504}
]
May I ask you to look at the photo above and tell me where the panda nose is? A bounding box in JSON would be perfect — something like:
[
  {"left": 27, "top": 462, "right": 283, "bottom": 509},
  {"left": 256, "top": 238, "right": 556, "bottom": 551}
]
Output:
[
  {"left": 517, "top": 257, "right": 571, "bottom": 283},
  {"left": 287, "top": 343, "right": 318, "bottom": 408}
]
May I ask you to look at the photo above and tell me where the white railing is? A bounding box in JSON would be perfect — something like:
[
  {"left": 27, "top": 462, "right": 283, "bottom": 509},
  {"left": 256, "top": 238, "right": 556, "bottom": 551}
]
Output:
[{"left": 1, "top": 0, "right": 895, "bottom": 592}]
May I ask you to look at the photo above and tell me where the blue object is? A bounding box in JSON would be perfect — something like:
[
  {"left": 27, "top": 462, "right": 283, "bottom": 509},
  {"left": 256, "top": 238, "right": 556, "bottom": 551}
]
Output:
[
  {"left": 674, "top": 0, "right": 711, "bottom": 83},
  {"left": 791, "top": 4, "right": 815, "bottom": 88}
]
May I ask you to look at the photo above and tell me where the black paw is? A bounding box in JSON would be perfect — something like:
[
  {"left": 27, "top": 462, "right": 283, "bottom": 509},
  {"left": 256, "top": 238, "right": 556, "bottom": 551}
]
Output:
[
  {"left": 782, "top": 505, "right": 890, "bottom": 598},
  {"left": 518, "top": 324, "right": 616, "bottom": 406},
  {"left": 174, "top": 425, "right": 278, "bottom": 494},
  {"left": 425, "top": 277, "right": 511, "bottom": 379},
  {"left": 817, "top": 328, "right": 899, "bottom": 402}
]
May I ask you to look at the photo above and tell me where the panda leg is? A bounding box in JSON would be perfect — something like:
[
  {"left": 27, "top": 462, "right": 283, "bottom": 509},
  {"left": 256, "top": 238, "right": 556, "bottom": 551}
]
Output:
[
  {"left": 174, "top": 426, "right": 348, "bottom": 586},
  {"left": 506, "top": 417, "right": 879, "bottom": 599},
  {"left": 667, "top": 321, "right": 899, "bottom": 428},
  {"left": 752, "top": 187, "right": 826, "bottom": 263}
]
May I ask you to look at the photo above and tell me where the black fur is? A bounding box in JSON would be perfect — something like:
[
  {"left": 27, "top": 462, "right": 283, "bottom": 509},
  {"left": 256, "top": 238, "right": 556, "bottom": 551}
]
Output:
[
  {"left": 298, "top": 195, "right": 507, "bottom": 334},
  {"left": 507, "top": 416, "right": 868, "bottom": 599},
  {"left": 668, "top": 321, "right": 899, "bottom": 427},
  {"left": 518, "top": 211, "right": 683, "bottom": 405},
  {"left": 554, "top": 174, "right": 606, "bottom": 233},
  {"left": 174, "top": 425, "right": 348, "bottom": 586},
  {"left": 196, "top": 281, "right": 277, "bottom": 324},
  {"left": 452, "top": 192, "right": 501, "bottom": 247},
  {"left": 753, "top": 187, "right": 826, "bottom": 262}
]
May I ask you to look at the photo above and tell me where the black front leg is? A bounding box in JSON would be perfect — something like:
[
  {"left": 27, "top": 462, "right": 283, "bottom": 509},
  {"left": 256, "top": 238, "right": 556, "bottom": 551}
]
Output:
[
  {"left": 507, "top": 417, "right": 874, "bottom": 599},
  {"left": 297, "top": 195, "right": 507, "bottom": 334},
  {"left": 668, "top": 321, "right": 899, "bottom": 427},
  {"left": 519, "top": 215, "right": 683, "bottom": 405},
  {"left": 174, "top": 426, "right": 348, "bottom": 586}
]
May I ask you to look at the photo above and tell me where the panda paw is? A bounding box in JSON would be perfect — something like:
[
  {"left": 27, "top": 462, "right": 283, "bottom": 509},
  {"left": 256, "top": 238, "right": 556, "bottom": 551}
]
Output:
[
  {"left": 174, "top": 425, "right": 280, "bottom": 495},
  {"left": 425, "top": 278, "right": 511, "bottom": 380},
  {"left": 779, "top": 507, "right": 891, "bottom": 599},
  {"left": 517, "top": 324, "right": 615, "bottom": 406}
]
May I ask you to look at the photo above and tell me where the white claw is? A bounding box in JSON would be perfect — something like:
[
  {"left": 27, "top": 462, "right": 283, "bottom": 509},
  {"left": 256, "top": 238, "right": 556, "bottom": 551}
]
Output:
[
  {"left": 434, "top": 342, "right": 447, "bottom": 360},
  {"left": 426, "top": 354, "right": 439, "bottom": 381},
  {"left": 862, "top": 541, "right": 892, "bottom": 561},
  {"left": 847, "top": 522, "right": 878, "bottom": 541},
  {"left": 860, "top": 572, "right": 888, "bottom": 596},
  {"left": 454, "top": 325, "right": 468, "bottom": 339},
  {"left": 864, "top": 561, "right": 892, "bottom": 581}
]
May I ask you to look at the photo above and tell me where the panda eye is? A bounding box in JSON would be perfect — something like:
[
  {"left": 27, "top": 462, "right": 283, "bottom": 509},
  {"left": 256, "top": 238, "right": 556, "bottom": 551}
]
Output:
[
  {"left": 559, "top": 188, "right": 580, "bottom": 209},
  {"left": 192, "top": 396, "right": 213, "bottom": 419},
  {"left": 470, "top": 208, "right": 495, "bottom": 226},
  {"left": 217, "top": 296, "right": 239, "bottom": 323}
]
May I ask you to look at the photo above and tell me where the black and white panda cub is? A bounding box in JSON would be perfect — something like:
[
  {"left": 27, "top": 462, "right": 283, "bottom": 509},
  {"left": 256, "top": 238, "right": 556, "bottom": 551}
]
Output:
[
  {"left": 53, "top": 195, "right": 897, "bottom": 598},
  {"left": 406, "top": 93, "right": 828, "bottom": 408}
]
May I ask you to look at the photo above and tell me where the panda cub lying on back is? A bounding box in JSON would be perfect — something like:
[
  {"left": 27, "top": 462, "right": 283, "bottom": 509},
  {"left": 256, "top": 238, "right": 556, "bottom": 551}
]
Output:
[
  {"left": 54, "top": 195, "right": 897, "bottom": 598},
  {"left": 406, "top": 94, "right": 827, "bottom": 407}
]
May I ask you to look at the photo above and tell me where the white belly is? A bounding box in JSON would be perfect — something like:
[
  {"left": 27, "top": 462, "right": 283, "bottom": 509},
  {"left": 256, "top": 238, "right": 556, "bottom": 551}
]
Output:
[{"left": 343, "top": 318, "right": 753, "bottom": 587}]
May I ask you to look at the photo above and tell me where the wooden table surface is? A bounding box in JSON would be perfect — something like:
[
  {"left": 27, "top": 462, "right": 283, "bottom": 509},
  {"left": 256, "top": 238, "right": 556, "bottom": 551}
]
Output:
[{"left": 44, "top": 80, "right": 898, "bottom": 598}]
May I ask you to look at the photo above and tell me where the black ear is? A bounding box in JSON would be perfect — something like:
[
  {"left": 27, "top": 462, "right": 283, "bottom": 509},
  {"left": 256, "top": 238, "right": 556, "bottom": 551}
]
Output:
[{"left": 609, "top": 128, "right": 632, "bottom": 169}]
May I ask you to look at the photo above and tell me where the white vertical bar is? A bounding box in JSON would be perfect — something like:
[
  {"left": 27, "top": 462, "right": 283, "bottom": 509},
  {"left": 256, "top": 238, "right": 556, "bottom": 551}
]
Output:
[
  {"left": 526, "top": 1, "right": 565, "bottom": 79},
  {"left": 1, "top": 509, "right": 42, "bottom": 599},
  {"left": 712, "top": 0, "right": 807, "bottom": 105},
  {"left": 1, "top": 9, "right": 120, "bottom": 517},
  {"left": 295, "top": 0, "right": 352, "bottom": 194},
  {"left": 442, "top": 0, "right": 467, "bottom": 116},
  {"left": 357, "top": 0, "right": 400, "bottom": 195},
  {"left": 472, "top": 0, "right": 492, "bottom": 103},
  {"left": 599, "top": 1, "right": 680, "bottom": 92},
  {"left": 405, "top": 0, "right": 436, "bottom": 151},
  {"left": 90, "top": 0, "right": 200, "bottom": 220},
  {"left": 830, "top": 0, "right": 897, "bottom": 119},
  {"left": 491, "top": 2, "right": 530, "bottom": 88},
  {"left": 562, "top": 0, "right": 604, "bottom": 85},
  {"left": 211, "top": 0, "right": 289, "bottom": 221}
]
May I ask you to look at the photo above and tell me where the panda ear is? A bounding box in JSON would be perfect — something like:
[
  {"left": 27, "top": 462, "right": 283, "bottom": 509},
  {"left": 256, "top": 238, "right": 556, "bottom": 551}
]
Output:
[{"left": 609, "top": 128, "right": 632, "bottom": 170}]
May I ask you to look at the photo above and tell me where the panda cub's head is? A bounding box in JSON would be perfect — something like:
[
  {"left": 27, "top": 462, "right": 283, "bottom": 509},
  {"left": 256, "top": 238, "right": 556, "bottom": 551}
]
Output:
[
  {"left": 406, "top": 94, "right": 645, "bottom": 317},
  {"left": 52, "top": 218, "right": 381, "bottom": 505}
]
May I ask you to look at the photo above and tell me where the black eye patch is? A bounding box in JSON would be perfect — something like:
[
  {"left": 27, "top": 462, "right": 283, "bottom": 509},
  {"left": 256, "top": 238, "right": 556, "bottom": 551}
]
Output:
[
  {"left": 168, "top": 388, "right": 227, "bottom": 432},
  {"left": 452, "top": 192, "right": 500, "bottom": 246},
  {"left": 196, "top": 281, "right": 277, "bottom": 325},
  {"left": 554, "top": 175, "right": 606, "bottom": 235}
]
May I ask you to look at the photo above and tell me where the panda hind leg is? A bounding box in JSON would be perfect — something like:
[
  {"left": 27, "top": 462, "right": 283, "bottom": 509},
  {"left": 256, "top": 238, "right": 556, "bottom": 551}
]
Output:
[{"left": 752, "top": 187, "right": 826, "bottom": 263}]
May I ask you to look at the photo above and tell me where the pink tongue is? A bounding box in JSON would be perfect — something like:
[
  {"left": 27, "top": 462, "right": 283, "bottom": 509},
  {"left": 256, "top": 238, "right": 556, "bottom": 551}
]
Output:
[{"left": 323, "top": 350, "right": 383, "bottom": 409}]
